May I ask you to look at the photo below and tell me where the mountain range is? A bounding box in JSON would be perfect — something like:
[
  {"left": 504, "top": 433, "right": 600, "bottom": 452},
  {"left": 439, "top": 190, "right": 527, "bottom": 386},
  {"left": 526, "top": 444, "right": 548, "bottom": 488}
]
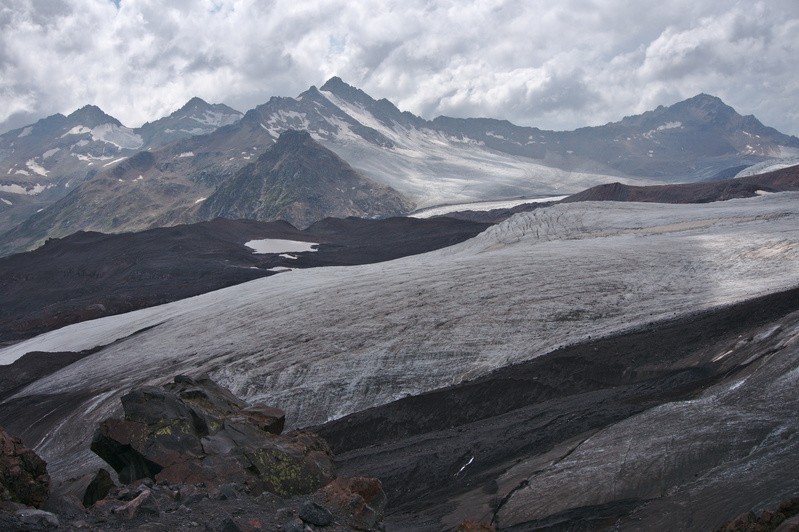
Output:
[
  {"left": 1, "top": 75, "right": 799, "bottom": 530},
  {"left": 1, "top": 77, "right": 798, "bottom": 256}
]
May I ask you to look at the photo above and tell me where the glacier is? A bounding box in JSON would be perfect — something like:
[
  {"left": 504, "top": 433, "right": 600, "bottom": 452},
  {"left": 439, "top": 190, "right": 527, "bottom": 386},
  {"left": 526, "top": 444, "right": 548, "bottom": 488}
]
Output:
[{"left": 1, "top": 193, "right": 799, "bottom": 477}]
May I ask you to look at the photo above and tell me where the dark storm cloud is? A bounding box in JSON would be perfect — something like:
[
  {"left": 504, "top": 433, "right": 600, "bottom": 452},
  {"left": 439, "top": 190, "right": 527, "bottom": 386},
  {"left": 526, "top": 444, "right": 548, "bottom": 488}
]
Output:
[{"left": 0, "top": 0, "right": 797, "bottom": 136}]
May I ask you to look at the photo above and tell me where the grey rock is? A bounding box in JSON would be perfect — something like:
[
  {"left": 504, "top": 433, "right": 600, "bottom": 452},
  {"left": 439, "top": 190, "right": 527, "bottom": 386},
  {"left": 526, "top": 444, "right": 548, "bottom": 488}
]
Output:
[
  {"left": 14, "top": 508, "right": 60, "bottom": 529},
  {"left": 299, "top": 500, "right": 333, "bottom": 526},
  {"left": 281, "top": 517, "right": 306, "bottom": 532}
]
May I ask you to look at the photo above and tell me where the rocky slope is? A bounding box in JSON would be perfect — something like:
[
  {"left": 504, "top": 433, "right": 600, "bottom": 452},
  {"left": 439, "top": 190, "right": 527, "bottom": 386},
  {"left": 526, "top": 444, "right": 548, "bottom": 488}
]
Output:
[
  {"left": 0, "top": 130, "right": 413, "bottom": 255},
  {"left": 1, "top": 376, "right": 388, "bottom": 531},
  {"left": 197, "top": 130, "right": 413, "bottom": 228},
  {"left": 319, "top": 285, "right": 799, "bottom": 530},
  {"left": 0, "top": 99, "right": 241, "bottom": 237}
]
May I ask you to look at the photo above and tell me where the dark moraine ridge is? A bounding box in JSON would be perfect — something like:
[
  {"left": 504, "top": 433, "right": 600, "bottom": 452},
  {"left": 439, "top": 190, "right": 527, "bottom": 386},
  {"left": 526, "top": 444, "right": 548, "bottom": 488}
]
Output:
[
  {"left": 561, "top": 163, "right": 799, "bottom": 204},
  {"left": 316, "top": 285, "right": 799, "bottom": 531}
]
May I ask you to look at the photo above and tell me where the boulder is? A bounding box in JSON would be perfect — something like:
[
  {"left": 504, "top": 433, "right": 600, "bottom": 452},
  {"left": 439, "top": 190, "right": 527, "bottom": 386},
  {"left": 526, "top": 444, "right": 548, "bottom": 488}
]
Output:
[
  {"left": 299, "top": 500, "right": 333, "bottom": 526},
  {"left": 322, "top": 477, "right": 386, "bottom": 530},
  {"left": 91, "top": 375, "right": 334, "bottom": 497},
  {"left": 82, "top": 468, "right": 115, "bottom": 507},
  {"left": 12, "top": 508, "right": 59, "bottom": 530},
  {"left": 0, "top": 425, "right": 50, "bottom": 508}
]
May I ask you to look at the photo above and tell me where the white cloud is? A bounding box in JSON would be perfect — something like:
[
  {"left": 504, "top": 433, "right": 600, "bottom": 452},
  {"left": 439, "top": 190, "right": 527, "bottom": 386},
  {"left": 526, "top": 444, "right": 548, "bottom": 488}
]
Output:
[{"left": 0, "top": 0, "right": 797, "bottom": 135}]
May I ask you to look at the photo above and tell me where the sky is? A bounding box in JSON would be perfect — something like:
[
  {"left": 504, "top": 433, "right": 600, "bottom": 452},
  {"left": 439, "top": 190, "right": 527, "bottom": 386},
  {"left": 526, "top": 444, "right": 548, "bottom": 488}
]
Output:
[{"left": 1, "top": 0, "right": 798, "bottom": 136}]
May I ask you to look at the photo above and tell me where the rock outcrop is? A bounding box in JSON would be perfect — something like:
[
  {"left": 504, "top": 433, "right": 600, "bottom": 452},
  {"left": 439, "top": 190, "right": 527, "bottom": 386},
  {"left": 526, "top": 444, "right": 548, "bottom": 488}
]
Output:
[
  {"left": 0, "top": 426, "right": 50, "bottom": 508},
  {"left": 91, "top": 375, "right": 334, "bottom": 497}
]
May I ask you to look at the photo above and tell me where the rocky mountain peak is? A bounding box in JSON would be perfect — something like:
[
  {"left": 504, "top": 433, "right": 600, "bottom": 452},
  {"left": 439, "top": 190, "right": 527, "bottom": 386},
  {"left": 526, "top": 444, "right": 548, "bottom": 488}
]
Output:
[
  {"left": 668, "top": 93, "right": 739, "bottom": 123},
  {"left": 66, "top": 104, "right": 122, "bottom": 128},
  {"left": 177, "top": 96, "right": 211, "bottom": 113},
  {"left": 319, "top": 76, "right": 349, "bottom": 93},
  {"left": 273, "top": 128, "right": 314, "bottom": 148},
  {"left": 319, "top": 76, "right": 376, "bottom": 106}
]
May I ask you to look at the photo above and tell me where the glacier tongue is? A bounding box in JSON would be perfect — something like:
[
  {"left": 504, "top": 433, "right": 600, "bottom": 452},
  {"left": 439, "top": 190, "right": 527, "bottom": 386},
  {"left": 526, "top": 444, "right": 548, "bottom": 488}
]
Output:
[{"left": 2, "top": 193, "right": 799, "bottom": 476}]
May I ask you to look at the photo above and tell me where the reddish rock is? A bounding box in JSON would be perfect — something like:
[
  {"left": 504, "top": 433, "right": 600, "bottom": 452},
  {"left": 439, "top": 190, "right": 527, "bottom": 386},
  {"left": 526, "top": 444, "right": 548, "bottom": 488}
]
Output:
[
  {"left": 322, "top": 477, "right": 386, "bottom": 530},
  {"left": 0, "top": 425, "right": 50, "bottom": 508},
  {"left": 112, "top": 489, "right": 152, "bottom": 520}
]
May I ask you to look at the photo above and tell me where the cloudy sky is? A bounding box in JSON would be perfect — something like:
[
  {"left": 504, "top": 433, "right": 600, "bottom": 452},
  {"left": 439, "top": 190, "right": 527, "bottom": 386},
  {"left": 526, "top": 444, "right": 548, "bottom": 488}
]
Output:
[{"left": 1, "top": 0, "right": 798, "bottom": 136}]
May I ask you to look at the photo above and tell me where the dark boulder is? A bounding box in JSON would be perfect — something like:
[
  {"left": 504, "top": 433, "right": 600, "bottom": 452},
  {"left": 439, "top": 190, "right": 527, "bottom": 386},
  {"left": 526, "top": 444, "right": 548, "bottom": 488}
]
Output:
[
  {"left": 0, "top": 508, "right": 59, "bottom": 531},
  {"left": 91, "top": 375, "right": 334, "bottom": 497},
  {"left": 299, "top": 500, "right": 332, "bottom": 526},
  {"left": 83, "top": 468, "right": 115, "bottom": 507},
  {"left": 0, "top": 425, "right": 50, "bottom": 508}
]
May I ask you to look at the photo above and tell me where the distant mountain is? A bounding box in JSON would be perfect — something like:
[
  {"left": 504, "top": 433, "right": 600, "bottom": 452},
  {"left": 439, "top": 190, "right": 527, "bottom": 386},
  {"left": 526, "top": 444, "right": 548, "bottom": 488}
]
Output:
[
  {"left": 0, "top": 131, "right": 412, "bottom": 255},
  {"left": 0, "top": 105, "right": 138, "bottom": 232},
  {"left": 0, "top": 98, "right": 241, "bottom": 237},
  {"left": 137, "top": 97, "right": 242, "bottom": 147},
  {"left": 198, "top": 130, "right": 412, "bottom": 228},
  {"left": 2, "top": 78, "right": 798, "bottom": 255}
]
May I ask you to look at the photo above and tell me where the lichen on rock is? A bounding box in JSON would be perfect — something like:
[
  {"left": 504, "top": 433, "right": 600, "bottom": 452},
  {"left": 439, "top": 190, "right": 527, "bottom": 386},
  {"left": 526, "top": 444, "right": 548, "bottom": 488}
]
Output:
[{"left": 90, "top": 374, "right": 333, "bottom": 497}]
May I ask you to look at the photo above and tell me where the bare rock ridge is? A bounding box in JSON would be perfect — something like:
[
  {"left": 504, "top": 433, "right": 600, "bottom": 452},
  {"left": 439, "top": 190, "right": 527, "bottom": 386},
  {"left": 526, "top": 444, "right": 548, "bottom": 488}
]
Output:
[
  {"left": 1, "top": 376, "right": 388, "bottom": 531},
  {"left": 198, "top": 129, "right": 414, "bottom": 228},
  {"left": 562, "top": 162, "right": 799, "bottom": 204}
]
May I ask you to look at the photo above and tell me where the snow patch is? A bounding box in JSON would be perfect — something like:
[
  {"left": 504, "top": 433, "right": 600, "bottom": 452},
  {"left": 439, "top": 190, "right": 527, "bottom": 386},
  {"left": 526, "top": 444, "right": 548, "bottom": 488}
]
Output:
[
  {"left": 18, "top": 126, "right": 33, "bottom": 138},
  {"left": 455, "top": 456, "right": 474, "bottom": 476},
  {"left": 61, "top": 125, "right": 92, "bottom": 137},
  {"left": 103, "top": 157, "right": 127, "bottom": 167},
  {"left": 178, "top": 151, "right": 195, "bottom": 158},
  {"left": 0, "top": 198, "right": 12, "bottom": 205},
  {"left": 0, "top": 183, "right": 50, "bottom": 195},
  {"left": 194, "top": 197, "right": 206, "bottom": 204},
  {"left": 193, "top": 110, "right": 241, "bottom": 127},
  {"left": 42, "top": 148, "right": 60, "bottom": 159},
  {"left": 245, "top": 239, "right": 319, "bottom": 254},
  {"left": 91, "top": 124, "right": 143, "bottom": 150},
  {"left": 26, "top": 159, "right": 49, "bottom": 176},
  {"left": 643, "top": 122, "right": 682, "bottom": 139}
]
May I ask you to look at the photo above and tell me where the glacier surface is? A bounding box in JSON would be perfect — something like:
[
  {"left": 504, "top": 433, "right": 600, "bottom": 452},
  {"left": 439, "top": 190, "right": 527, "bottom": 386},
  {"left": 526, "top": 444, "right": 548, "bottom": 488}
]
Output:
[{"left": 2, "top": 194, "right": 799, "bottom": 475}]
